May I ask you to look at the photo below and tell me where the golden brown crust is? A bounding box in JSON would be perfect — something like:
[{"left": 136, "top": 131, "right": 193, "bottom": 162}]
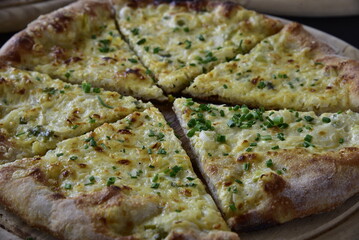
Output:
[
  {"left": 0, "top": 159, "right": 119, "bottom": 240},
  {"left": 227, "top": 147, "right": 359, "bottom": 231},
  {"left": 0, "top": 0, "right": 113, "bottom": 67}
]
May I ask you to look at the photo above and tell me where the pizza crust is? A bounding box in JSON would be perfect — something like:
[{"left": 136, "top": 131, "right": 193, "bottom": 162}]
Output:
[
  {"left": 0, "top": 0, "right": 113, "bottom": 66},
  {"left": 0, "top": 160, "right": 116, "bottom": 240}
]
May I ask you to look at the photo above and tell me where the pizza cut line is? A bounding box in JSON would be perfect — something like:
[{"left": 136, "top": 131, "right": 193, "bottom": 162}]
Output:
[{"left": 0, "top": 0, "right": 357, "bottom": 239}]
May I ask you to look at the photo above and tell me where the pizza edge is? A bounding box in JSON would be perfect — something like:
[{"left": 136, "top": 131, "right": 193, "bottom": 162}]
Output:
[
  {"left": 0, "top": 0, "right": 113, "bottom": 66},
  {"left": 173, "top": 98, "right": 359, "bottom": 231},
  {"left": 183, "top": 22, "right": 359, "bottom": 113}
]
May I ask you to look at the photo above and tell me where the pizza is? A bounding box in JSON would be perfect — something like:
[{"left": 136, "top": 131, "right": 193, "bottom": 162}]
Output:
[
  {"left": 113, "top": 0, "right": 283, "bottom": 93},
  {"left": 0, "top": 0, "right": 166, "bottom": 101},
  {"left": 0, "top": 0, "right": 358, "bottom": 239},
  {"left": 184, "top": 22, "right": 359, "bottom": 113},
  {"left": 0, "top": 107, "right": 238, "bottom": 239},
  {"left": 0, "top": 66, "right": 151, "bottom": 164},
  {"left": 173, "top": 97, "right": 359, "bottom": 230}
]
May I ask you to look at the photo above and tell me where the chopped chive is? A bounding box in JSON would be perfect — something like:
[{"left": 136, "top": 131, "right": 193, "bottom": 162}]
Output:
[
  {"left": 304, "top": 116, "right": 314, "bottom": 122},
  {"left": 137, "top": 38, "right": 146, "bottom": 45},
  {"left": 243, "top": 162, "right": 250, "bottom": 171},
  {"left": 266, "top": 159, "right": 273, "bottom": 167},
  {"left": 151, "top": 183, "right": 160, "bottom": 189},
  {"left": 97, "top": 96, "right": 114, "bottom": 109},
  {"left": 245, "top": 147, "right": 253, "bottom": 152},
  {"left": 128, "top": 58, "right": 138, "bottom": 63},
  {"left": 82, "top": 82, "right": 91, "bottom": 93},
  {"left": 107, "top": 177, "right": 116, "bottom": 186},
  {"left": 304, "top": 134, "right": 313, "bottom": 142},
  {"left": 322, "top": 117, "right": 331, "bottom": 123},
  {"left": 216, "top": 135, "right": 226, "bottom": 143}
]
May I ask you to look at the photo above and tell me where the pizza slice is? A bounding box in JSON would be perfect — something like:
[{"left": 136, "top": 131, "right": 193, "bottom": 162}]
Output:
[
  {"left": 174, "top": 98, "right": 359, "bottom": 231},
  {"left": 184, "top": 22, "right": 359, "bottom": 113},
  {"left": 0, "top": 107, "right": 239, "bottom": 240},
  {"left": 0, "top": 0, "right": 166, "bottom": 101},
  {"left": 0, "top": 67, "right": 151, "bottom": 164},
  {"left": 113, "top": 0, "right": 283, "bottom": 93}
]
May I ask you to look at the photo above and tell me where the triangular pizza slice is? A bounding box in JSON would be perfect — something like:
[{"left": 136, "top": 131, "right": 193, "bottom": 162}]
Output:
[
  {"left": 174, "top": 98, "right": 359, "bottom": 231},
  {"left": 113, "top": 0, "right": 283, "bottom": 93},
  {"left": 0, "top": 0, "right": 165, "bottom": 101},
  {"left": 0, "top": 67, "right": 151, "bottom": 163},
  {"left": 184, "top": 23, "right": 359, "bottom": 112},
  {"left": 0, "top": 107, "right": 239, "bottom": 240}
]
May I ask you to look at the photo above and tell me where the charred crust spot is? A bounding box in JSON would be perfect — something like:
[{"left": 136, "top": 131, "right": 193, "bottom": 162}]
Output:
[
  {"left": 94, "top": 146, "right": 103, "bottom": 152},
  {"left": 224, "top": 181, "right": 232, "bottom": 187},
  {"left": 61, "top": 170, "right": 70, "bottom": 178},
  {"left": 237, "top": 153, "right": 257, "bottom": 162},
  {"left": 207, "top": 164, "right": 218, "bottom": 175},
  {"left": 251, "top": 76, "right": 260, "bottom": 85},
  {"left": 51, "top": 192, "right": 65, "bottom": 200},
  {"left": 29, "top": 168, "right": 45, "bottom": 183},
  {"left": 124, "top": 68, "right": 145, "bottom": 80},
  {"left": 17, "top": 35, "right": 34, "bottom": 51},
  {"left": 118, "top": 129, "right": 132, "bottom": 134},
  {"left": 326, "top": 86, "right": 333, "bottom": 90},
  {"left": 17, "top": 88, "right": 26, "bottom": 95},
  {"left": 117, "top": 159, "right": 131, "bottom": 165},
  {"left": 0, "top": 78, "right": 6, "bottom": 83},
  {"left": 51, "top": 14, "right": 73, "bottom": 33},
  {"left": 261, "top": 173, "right": 286, "bottom": 194},
  {"left": 151, "top": 142, "right": 161, "bottom": 149},
  {"left": 180, "top": 188, "right": 192, "bottom": 197},
  {"left": 78, "top": 163, "right": 87, "bottom": 168},
  {"left": 122, "top": 185, "right": 132, "bottom": 191},
  {"left": 64, "top": 56, "right": 82, "bottom": 64},
  {"left": 102, "top": 57, "right": 117, "bottom": 62},
  {"left": 287, "top": 59, "right": 294, "bottom": 63}
]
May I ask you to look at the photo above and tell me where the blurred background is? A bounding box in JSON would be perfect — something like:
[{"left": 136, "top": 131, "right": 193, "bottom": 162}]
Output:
[{"left": 0, "top": 0, "right": 358, "bottom": 48}]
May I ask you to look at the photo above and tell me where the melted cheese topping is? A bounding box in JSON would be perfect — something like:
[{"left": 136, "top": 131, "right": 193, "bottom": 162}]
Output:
[
  {"left": 174, "top": 98, "right": 359, "bottom": 218},
  {"left": 116, "top": 1, "right": 282, "bottom": 93},
  {"left": 21, "top": 7, "right": 165, "bottom": 101},
  {"left": 11, "top": 107, "right": 231, "bottom": 238},
  {"left": 0, "top": 67, "right": 151, "bottom": 163},
  {"left": 185, "top": 26, "right": 350, "bottom": 112}
]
